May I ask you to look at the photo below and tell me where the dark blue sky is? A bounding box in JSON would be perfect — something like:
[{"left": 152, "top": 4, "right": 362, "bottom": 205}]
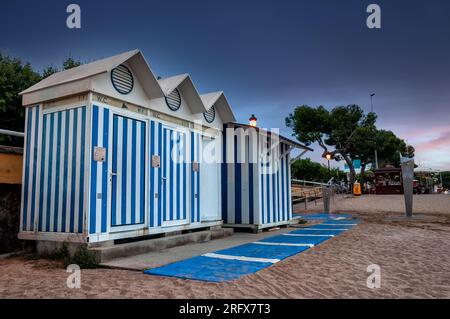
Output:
[{"left": 2, "top": 0, "right": 450, "bottom": 169}]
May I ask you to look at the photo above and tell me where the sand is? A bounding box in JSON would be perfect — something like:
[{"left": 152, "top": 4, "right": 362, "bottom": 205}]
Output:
[{"left": 1, "top": 195, "right": 449, "bottom": 298}]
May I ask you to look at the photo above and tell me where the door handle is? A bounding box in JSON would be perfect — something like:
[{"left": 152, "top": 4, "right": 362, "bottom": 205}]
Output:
[{"left": 109, "top": 171, "right": 117, "bottom": 182}]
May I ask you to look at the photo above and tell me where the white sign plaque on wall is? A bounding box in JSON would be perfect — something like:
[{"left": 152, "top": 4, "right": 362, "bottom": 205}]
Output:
[
  {"left": 93, "top": 147, "right": 106, "bottom": 162},
  {"left": 152, "top": 155, "right": 161, "bottom": 168}
]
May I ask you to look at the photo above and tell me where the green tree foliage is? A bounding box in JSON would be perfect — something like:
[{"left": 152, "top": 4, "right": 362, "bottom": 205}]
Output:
[
  {"left": 0, "top": 54, "right": 82, "bottom": 146},
  {"left": 42, "top": 56, "right": 81, "bottom": 79},
  {"left": 441, "top": 171, "right": 450, "bottom": 189},
  {"left": 291, "top": 158, "right": 346, "bottom": 183},
  {"left": 0, "top": 54, "right": 41, "bottom": 146},
  {"left": 286, "top": 105, "right": 413, "bottom": 184},
  {"left": 286, "top": 105, "right": 376, "bottom": 183}
]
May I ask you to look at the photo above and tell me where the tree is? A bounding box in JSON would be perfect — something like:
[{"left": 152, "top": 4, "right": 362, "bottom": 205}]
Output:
[
  {"left": 42, "top": 56, "right": 81, "bottom": 78},
  {"left": 441, "top": 172, "right": 450, "bottom": 189},
  {"left": 352, "top": 128, "right": 412, "bottom": 189},
  {"left": 62, "top": 56, "right": 81, "bottom": 70},
  {"left": 0, "top": 54, "right": 83, "bottom": 146},
  {"left": 0, "top": 54, "right": 41, "bottom": 146},
  {"left": 286, "top": 105, "right": 376, "bottom": 184}
]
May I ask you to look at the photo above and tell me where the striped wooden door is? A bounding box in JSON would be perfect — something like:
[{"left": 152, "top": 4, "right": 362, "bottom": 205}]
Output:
[
  {"left": 111, "top": 114, "right": 146, "bottom": 227},
  {"left": 160, "top": 126, "right": 189, "bottom": 226}
]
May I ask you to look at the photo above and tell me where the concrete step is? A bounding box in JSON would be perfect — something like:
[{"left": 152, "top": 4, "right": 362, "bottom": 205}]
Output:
[{"left": 90, "top": 228, "right": 234, "bottom": 263}]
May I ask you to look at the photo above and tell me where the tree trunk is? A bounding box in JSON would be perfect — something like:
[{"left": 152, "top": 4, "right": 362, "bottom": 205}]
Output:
[
  {"left": 342, "top": 154, "right": 356, "bottom": 185},
  {"left": 360, "top": 163, "right": 366, "bottom": 193}
]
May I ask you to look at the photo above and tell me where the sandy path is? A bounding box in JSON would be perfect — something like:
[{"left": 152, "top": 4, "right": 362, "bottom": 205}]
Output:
[{"left": 1, "top": 211, "right": 449, "bottom": 298}]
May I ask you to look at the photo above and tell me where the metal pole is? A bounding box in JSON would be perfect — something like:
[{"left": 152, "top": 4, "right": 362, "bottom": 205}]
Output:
[
  {"left": 374, "top": 149, "right": 379, "bottom": 169},
  {"left": 370, "top": 93, "right": 375, "bottom": 113},
  {"left": 370, "top": 93, "right": 378, "bottom": 169},
  {"left": 0, "top": 128, "right": 24, "bottom": 138}
]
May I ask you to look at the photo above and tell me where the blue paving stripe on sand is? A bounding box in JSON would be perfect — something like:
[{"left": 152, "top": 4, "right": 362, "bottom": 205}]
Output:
[
  {"left": 144, "top": 256, "right": 272, "bottom": 282},
  {"left": 290, "top": 229, "right": 345, "bottom": 236},
  {"left": 260, "top": 234, "right": 331, "bottom": 245},
  {"left": 215, "top": 243, "right": 310, "bottom": 260}
]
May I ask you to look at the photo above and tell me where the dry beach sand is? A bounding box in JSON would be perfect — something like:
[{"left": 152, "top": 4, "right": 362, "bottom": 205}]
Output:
[{"left": 1, "top": 195, "right": 449, "bottom": 298}]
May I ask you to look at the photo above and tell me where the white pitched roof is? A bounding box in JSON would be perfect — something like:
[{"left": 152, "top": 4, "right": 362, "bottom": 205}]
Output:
[
  {"left": 157, "top": 74, "right": 189, "bottom": 96},
  {"left": 200, "top": 92, "right": 236, "bottom": 123},
  {"left": 20, "top": 50, "right": 140, "bottom": 94},
  {"left": 158, "top": 74, "right": 207, "bottom": 113},
  {"left": 20, "top": 49, "right": 237, "bottom": 123}
]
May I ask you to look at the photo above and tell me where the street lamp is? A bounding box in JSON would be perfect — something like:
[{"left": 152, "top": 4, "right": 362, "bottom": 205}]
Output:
[
  {"left": 249, "top": 114, "right": 257, "bottom": 127},
  {"left": 324, "top": 152, "right": 333, "bottom": 172}
]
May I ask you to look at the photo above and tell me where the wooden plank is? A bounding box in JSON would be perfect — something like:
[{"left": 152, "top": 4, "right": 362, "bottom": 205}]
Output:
[{"left": 0, "top": 153, "right": 23, "bottom": 184}]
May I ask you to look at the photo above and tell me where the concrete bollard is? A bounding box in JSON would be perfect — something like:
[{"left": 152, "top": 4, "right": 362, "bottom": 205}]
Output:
[
  {"left": 401, "top": 157, "right": 415, "bottom": 218},
  {"left": 323, "top": 186, "right": 332, "bottom": 213}
]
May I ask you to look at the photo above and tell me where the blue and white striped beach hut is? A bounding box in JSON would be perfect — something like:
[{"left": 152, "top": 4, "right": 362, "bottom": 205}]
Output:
[
  {"left": 18, "top": 49, "right": 309, "bottom": 247},
  {"left": 222, "top": 123, "right": 311, "bottom": 231},
  {"left": 18, "top": 50, "right": 237, "bottom": 246}
]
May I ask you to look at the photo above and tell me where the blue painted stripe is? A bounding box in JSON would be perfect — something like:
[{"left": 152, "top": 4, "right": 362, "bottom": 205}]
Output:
[
  {"left": 169, "top": 130, "right": 174, "bottom": 221},
  {"left": 38, "top": 114, "right": 47, "bottom": 231},
  {"left": 22, "top": 107, "right": 33, "bottom": 230},
  {"left": 121, "top": 118, "right": 128, "bottom": 225},
  {"left": 157, "top": 123, "right": 162, "bottom": 226},
  {"left": 260, "top": 163, "right": 264, "bottom": 225},
  {"left": 69, "top": 109, "right": 78, "bottom": 232},
  {"left": 101, "top": 108, "right": 109, "bottom": 232},
  {"left": 162, "top": 128, "right": 167, "bottom": 222},
  {"left": 150, "top": 121, "right": 155, "bottom": 227},
  {"left": 272, "top": 172, "right": 276, "bottom": 223},
  {"left": 90, "top": 106, "right": 99, "bottom": 234},
  {"left": 183, "top": 133, "right": 187, "bottom": 221},
  {"left": 139, "top": 121, "right": 145, "bottom": 223},
  {"left": 53, "top": 111, "right": 62, "bottom": 232},
  {"left": 196, "top": 133, "right": 200, "bottom": 223},
  {"left": 281, "top": 148, "right": 286, "bottom": 222},
  {"left": 249, "top": 163, "right": 254, "bottom": 224},
  {"left": 234, "top": 135, "right": 241, "bottom": 224},
  {"left": 276, "top": 159, "right": 280, "bottom": 222},
  {"left": 221, "top": 125, "right": 227, "bottom": 222},
  {"left": 190, "top": 131, "right": 194, "bottom": 223},
  {"left": 78, "top": 107, "right": 86, "bottom": 233},
  {"left": 29, "top": 106, "right": 40, "bottom": 231},
  {"left": 61, "top": 111, "right": 70, "bottom": 232},
  {"left": 266, "top": 170, "right": 270, "bottom": 224},
  {"left": 111, "top": 115, "right": 118, "bottom": 227},
  {"left": 286, "top": 146, "right": 291, "bottom": 219},
  {"left": 131, "top": 120, "right": 137, "bottom": 225},
  {"left": 45, "top": 113, "right": 54, "bottom": 232},
  {"left": 177, "top": 134, "right": 181, "bottom": 220}
]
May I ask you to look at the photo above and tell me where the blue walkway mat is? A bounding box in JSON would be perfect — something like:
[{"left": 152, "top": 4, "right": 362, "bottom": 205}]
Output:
[
  {"left": 144, "top": 215, "right": 358, "bottom": 282},
  {"left": 259, "top": 234, "right": 331, "bottom": 245},
  {"left": 215, "top": 243, "right": 310, "bottom": 260},
  {"left": 144, "top": 256, "right": 272, "bottom": 282}
]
